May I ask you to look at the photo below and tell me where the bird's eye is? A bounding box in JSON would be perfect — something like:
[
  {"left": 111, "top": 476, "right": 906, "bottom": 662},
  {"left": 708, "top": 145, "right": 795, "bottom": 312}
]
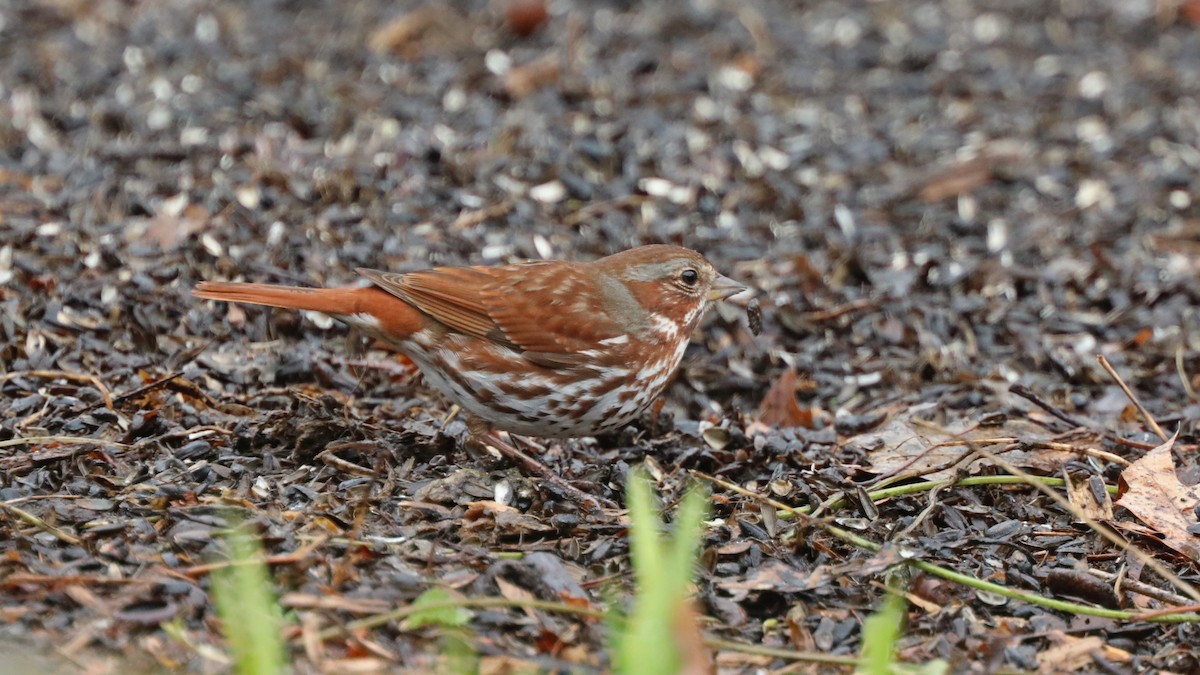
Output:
[{"left": 679, "top": 269, "right": 699, "bottom": 286}]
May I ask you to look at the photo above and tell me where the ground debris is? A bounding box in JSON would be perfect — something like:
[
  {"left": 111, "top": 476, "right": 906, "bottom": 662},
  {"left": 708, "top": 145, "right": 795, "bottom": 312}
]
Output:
[{"left": 3, "top": 0, "right": 1200, "bottom": 672}]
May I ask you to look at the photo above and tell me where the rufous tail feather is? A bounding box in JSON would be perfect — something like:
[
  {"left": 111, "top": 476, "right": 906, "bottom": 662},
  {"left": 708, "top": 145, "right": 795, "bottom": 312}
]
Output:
[{"left": 193, "top": 282, "right": 424, "bottom": 339}]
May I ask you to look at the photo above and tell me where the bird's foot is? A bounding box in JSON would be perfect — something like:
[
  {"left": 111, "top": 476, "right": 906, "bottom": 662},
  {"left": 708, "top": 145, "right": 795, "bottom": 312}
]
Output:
[{"left": 465, "top": 420, "right": 617, "bottom": 511}]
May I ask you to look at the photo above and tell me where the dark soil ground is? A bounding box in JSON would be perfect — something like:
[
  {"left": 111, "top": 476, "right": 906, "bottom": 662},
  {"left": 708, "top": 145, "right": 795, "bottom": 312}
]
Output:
[{"left": 4, "top": 0, "right": 1200, "bottom": 672}]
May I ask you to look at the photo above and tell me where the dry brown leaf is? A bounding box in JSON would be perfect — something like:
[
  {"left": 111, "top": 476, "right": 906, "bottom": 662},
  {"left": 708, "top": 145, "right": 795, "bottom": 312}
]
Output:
[
  {"left": 1037, "top": 630, "right": 1131, "bottom": 673},
  {"left": 717, "top": 559, "right": 831, "bottom": 600},
  {"left": 674, "top": 599, "right": 714, "bottom": 675},
  {"left": 855, "top": 413, "right": 940, "bottom": 477},
  {"left": 1036, "top": 633, "right": 1103, "bottom": 673},
  {"left": 480, "top": 655, "right": 551, "bottom": 675},
  {"left": 463, "top": 500, "right": 556, "bottom": 535},
  {"left": 1184, "top": 0, "right": 1200, "bottom": 24},
  {"left": 280, "top": 592, "right": 390, "bottom": 614},
  {"left": 1115, "top": 432, "right": 1200, "bottom": 561},
  {"left": 144, "top": 201, "right": 211, "bottom": 250},
  {"left": 505, "top": 0, "right": 549, "bottom": 38},
  {"left": 317, "top": 657, "right": 391, "bottom": 673},
  {"left": 493, "top": 576, "right": 533, "bottom": 604},
  {"left": 755, "top": 369, "right": 813, "bottom": 429},
  {"left": 494, "top": 576, "right": 538, "bottom": 621},
  {"left": 858, "top": 413, "right": 1080, "bottom": 481},
  {"left": 714, "top": 651, "right": 774, "bottom": 670},
  {"left": 1066, "top": 472, "right": 1114, "bottom": 522}
]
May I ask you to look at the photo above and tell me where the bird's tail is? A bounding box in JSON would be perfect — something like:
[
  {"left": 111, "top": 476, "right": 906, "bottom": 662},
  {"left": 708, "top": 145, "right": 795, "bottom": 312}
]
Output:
[
  {"left": 194, "top": 281, "right": 360, "bottom": 313},
  {"left": 193, "top": 282, "right": 424, "bottom": 339}
]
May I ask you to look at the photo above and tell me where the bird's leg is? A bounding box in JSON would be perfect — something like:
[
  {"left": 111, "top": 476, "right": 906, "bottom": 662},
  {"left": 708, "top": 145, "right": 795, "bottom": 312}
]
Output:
[
  {"left": 465, "top": 417, "right": 617, "bottom": 511},
  {"left": 507, "top": 433, "right": 548, "bottom": 455}
]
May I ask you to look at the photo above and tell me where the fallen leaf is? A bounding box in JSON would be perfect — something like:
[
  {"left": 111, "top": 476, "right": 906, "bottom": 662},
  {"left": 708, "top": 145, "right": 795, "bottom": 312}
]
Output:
[
  {"left": 1066, "top": 472, "right": 1114, "bottom": 523},
  {"left": 480, "top": 655, "right": 557, "bottom": 675},
  {"left": 1115, "top": 432, "right": 1200, "bottom": 560},
  {"left": 717, "top": 560, "right": 831, "bottom": 600},
  {"left": 463, "top": 500, "right": 556, "bottom": 535},
  {"left": 858, "top": 412, "right": 1081, "bottom": 481},
  {"left": 1037, "top": 630, "right": 1130, "bottom": 673},
  {"left": 505, "top": 0, "right": 549, "bottom": 38},
  {"left": 674, "top": 599, "right": 713, "bottom": 675},
  {"left": 756, "top": 369, "right": 813, "bottom": 429},
  {"left": 495, "top": 576, "right": 537, "bottom": 620},
  {"left": 534, "top": 627, "right": 567, "bottom": 656},
  {"left": 1184, "top": 0, "right": 1200, "bottom": 26},
  {"left": 144, "top": 200, "right": 211, "bottom": 250}
]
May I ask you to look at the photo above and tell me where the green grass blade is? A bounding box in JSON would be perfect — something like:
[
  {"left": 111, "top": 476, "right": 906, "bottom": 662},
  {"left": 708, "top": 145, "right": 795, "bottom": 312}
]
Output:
[
  {"left": 211, "top": 524, "right": 287, "bottom": 675},
  {"left": 614, "top": 469, "right": 710, "bottom": 675},
  {"left": 858, "top": 592, "right": 905, "bottom": 675}
]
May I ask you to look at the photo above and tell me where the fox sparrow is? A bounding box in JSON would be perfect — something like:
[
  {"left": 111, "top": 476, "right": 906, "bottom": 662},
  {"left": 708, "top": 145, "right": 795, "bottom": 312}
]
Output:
[{"left": 194, "top": 244, "right": 744, "bottom": 446}]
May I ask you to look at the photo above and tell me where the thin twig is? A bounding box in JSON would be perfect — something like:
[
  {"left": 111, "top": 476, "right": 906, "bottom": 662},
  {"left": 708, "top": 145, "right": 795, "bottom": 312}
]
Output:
[
  {"left": 1096, "top": 354, "right": 1168, "bottom": 441},
  {"left": 317, "top": 596, "right": 604, "bottom": 640},
  {"left": 799, "top": 298, "right": 881, "bottom": 323},
  {"left": 1028, "top": 439, "right": 1130, "bottom": 466},
  {"left": 690, "top": 471, "right": 815, "bottom": 522},
  {"left": 1087, "top": 568, "right": 1194, "bottom": 607},
  {"left": 1009, "top": 383, "right": 1155, "bottom": 450},
  {"left": 1176, "top": 345, "right": 1197, "bottom": 401},
  {"left": 1, "top": 370, "right": 114, "bottom": 410},
  {"left": 178, "top": 536, "right": 328, "bottom": 578},
  {"left": 894, "top": 482, "right": 945, "bottom": 540},
  {"left": 0, "top": 502, "right": 82, "bottom": 545},
  {"left": 316, "top": 445, "right": 376, "bottom": 477},
  {"left": 0, "top": 435, "right": 129, "bottom": 450},
  {"left": 451, "top": 200, "right": 513, "bottom": 230},
  {"left": 3, "top": 573, "right": 161, "bottom": 586},
  {"left": 438, "top": 404, "right": 462, "bottom": 434},
  {"left": 111, "top": 371, "right": 184, "bottom": 405},
  {"left": 703, "top": 638, "right": 858, "bottom": 667},
  {"left": 1132, "top": 604, "right": 1200, "bottom": 621},
  {"left": 484, "top": 432, "right": 618, "bottom": 512},
  {"left": 1008, "top": 383, "right": 1090, "bottom": 429}
]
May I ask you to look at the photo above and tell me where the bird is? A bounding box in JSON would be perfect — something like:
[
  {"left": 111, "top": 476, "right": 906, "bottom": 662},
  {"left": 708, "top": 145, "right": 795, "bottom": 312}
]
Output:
[
  {"left": 194, "top": 244, "right": 744, "bottom": 436},
  {"left": 193, "top": 245, "right": 745, "bottom": 502}
]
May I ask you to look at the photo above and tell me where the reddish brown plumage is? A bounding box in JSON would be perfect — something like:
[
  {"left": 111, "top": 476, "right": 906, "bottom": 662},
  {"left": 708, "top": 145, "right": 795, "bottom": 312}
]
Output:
[
  {"left": 191, "top": 283, "right": 428, "bottom": 341},
  {"left": 193, "top": 245, "right": 744, "bottom": 438}
]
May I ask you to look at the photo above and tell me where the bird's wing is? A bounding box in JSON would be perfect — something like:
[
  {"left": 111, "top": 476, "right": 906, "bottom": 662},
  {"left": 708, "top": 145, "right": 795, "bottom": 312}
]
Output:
[
  {"left": 478, "top": 261, "right": 625, "bottom": 359},
  {"left": 358, "top": 265, "right": 511, "bottom": 346},
  {"left": 360, "top": 261, "right": 626, "bottom": 366}
]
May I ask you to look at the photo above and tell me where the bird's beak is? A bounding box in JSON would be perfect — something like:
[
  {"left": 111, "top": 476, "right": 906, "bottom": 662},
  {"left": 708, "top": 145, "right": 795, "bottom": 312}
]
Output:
[{"left": 708, "top": 273, "right": 747, "bottom": 302}]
